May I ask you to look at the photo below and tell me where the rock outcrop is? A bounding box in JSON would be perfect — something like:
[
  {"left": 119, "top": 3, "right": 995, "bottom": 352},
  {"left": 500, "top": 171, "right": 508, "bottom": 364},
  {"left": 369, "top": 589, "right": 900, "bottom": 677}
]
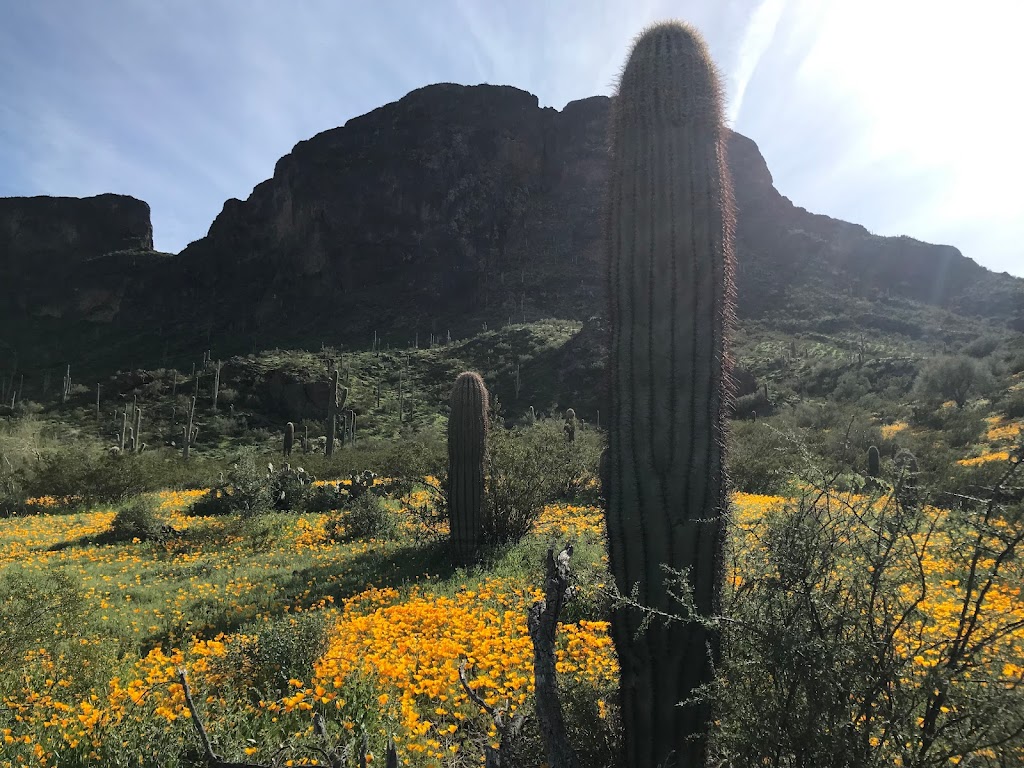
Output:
[{"left": 0, "top": 194, "right": 158, "bottom": 319}]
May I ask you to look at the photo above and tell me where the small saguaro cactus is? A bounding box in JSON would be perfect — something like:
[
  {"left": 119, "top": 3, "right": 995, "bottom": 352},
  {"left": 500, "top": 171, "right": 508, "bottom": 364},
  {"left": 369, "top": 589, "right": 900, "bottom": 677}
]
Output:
[
  {"left": 447, "top": 371, "right": 489, "bottom": 563},
  {"left": 563, "top": 408, "right": 577, "bottom": 443},
  {"left": 605, "top": 21, "right": 735, "bottom": 768},
  {"left": 868, "top": 445, "right": 880, "bottom": 477},
  {"left": 325, "top": 369, "right": 348, "bottom": 457},
  {"left": 62, "top": 365, "right": 71, "bottom": 404},
  {"left": 120, "top": 411, "right": 128, "bottom": 452},
  {"left": 134, "top": 408, "right": 142, "bottom": 454},
  {"left": 212, "top": 361, "right": 222, "bottom": 409},
  {"left": 183, "top": 396, "right": 198, "bottom": 460},
  {"left": 284, "top": 422, "right": 295, "bottom": 456}
]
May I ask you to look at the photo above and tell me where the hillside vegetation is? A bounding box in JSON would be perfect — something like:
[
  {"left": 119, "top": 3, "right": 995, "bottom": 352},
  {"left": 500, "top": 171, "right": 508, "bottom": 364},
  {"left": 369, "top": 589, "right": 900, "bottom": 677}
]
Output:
[{"left": 1, "top": 313, "right": 1022, "bottom": 766}]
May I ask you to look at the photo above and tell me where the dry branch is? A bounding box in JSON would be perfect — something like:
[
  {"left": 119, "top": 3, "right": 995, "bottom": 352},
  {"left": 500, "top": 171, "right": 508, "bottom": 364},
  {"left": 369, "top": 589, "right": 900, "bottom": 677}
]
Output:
[{"left": 528, "top": 544, "right": 580, "bottom": 768}]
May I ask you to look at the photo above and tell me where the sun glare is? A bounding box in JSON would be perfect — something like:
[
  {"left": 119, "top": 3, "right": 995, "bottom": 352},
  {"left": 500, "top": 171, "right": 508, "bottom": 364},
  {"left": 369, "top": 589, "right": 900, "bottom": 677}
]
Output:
[{"left": 797, "top": 0, "right": 1024, "bottom": 222}]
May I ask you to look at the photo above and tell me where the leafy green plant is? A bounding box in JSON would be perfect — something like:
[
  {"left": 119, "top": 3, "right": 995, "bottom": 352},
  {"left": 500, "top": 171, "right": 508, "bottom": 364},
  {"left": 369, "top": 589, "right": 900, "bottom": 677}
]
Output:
[
  {"left": 727, "top": 421, "right": 797, "bottom": 495},
  {"left": 483, "top": 424, "right": 565, "bottom": 550},
  {"left": 214, "top": 612, "right": 331, "bottom": 701},
  {"left": 190, "top": 452, "right": 273, "bottom": 517},
  {"left": 109, "top": 497, "right": 162, "bottom": 541},
  {"left": 710, "top": 457, "right": 1024, "bottom": 768},
  {"left": 335, "top": 493, "right": 400, "bottom": 541},
  {"left": 0, "top": 568, "right": 82, "bottom": 675},
  {"left": 914, "top": 355, "right": 989, "bottom": 409}
]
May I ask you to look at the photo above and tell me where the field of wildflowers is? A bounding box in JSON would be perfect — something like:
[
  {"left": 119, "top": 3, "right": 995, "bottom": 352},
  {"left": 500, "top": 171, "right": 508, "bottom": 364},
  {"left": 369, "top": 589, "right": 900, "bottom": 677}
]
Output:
[
  {"left": 3, "top": 476, "right": 1022, "bottom": 766},
  {"left": 0, "top": 485, "right": 619, "bottom": 767}
]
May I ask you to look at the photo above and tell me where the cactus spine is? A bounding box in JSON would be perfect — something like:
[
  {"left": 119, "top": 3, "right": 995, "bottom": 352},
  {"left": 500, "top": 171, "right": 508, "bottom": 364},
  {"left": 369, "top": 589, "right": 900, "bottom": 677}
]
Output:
[
  {"left": 868, "top": 444, "right": 880, "bottom": 477},
  {"left": 447, "top": 372, "right": 489, "bottom": 563},
  {"left": 605, "top": 22, "right": 735, "bottom": 768},
  {"left": 284, "top": 422, "right": 294, "bottom": 456}
]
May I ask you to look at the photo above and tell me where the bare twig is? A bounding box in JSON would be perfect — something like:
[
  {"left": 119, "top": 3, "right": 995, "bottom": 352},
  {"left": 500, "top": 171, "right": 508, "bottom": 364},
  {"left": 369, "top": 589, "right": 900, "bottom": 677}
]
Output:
[
  {"left": 458, "top": 660, "right": 528, "bottom": 766},
  {"left": 177, "top": 668, "right": 267, "bottom": 768}
]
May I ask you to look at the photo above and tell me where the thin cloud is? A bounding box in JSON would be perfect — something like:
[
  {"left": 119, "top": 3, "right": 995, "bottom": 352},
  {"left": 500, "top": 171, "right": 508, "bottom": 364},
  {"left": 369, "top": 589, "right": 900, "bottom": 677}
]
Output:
[{"left": 727, "top": 0, "right": 787, "bottom": 125}]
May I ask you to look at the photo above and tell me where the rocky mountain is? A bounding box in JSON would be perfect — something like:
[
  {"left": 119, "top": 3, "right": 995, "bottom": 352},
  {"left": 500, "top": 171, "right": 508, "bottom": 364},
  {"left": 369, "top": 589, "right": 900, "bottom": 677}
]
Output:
[
  {"left": 0, "top": 194, "right": 163, "bottom": 321},
  {"left": 1, "top": 83, "right": 1021, "bottom": 370}
]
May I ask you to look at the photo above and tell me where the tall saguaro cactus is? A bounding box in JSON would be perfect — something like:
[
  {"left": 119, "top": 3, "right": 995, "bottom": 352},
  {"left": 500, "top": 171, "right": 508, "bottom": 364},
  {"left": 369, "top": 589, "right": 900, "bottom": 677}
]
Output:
[
  {"left": 447, "top": 371, "right": 489, "bottom": 563},
  {"left": 605, "top": 22, "right": 735, "bottom": 768}
]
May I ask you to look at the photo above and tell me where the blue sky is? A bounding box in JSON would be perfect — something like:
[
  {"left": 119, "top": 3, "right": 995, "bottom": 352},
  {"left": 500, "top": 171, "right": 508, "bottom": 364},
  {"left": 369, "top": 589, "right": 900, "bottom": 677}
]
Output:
[{"left": 1, "top": 0, "right": 1021, "bottom": 277}]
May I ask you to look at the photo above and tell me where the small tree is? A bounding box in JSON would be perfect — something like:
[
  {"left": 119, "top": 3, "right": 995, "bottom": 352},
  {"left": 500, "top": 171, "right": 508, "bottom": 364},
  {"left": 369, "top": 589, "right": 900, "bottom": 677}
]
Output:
[{"left": 914, "top": 355, "right": 983, "bottom": 409}]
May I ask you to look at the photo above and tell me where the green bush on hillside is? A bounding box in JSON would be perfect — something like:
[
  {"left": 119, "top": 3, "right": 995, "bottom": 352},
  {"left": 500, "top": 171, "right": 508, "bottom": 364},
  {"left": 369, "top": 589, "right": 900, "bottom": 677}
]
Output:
[{"left": 109, "top": 497, "right": 162, "bottom": 541}]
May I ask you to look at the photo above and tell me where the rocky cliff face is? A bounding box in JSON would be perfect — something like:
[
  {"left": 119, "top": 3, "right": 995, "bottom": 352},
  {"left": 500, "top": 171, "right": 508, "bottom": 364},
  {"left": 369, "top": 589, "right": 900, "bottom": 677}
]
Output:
[
  {"left": 2, "top": 84, "right": 1020, "bottom": 366},
  {"left": 156, "top": 85, "right": 611, "bottom": 341},
  {"left": 0, "top": 194, "right": 156, "bottom": 320},
  {"left": 156, "top": 84, "right": 1019, "bottom": 339}
]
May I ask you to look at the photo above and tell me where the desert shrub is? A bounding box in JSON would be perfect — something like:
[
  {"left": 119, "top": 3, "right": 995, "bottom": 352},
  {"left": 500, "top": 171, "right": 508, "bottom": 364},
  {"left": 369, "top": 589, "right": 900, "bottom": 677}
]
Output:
[
  {"left": 335, "top": 493, "right": 400, "bottom": 540},
  {"left": 189, "top": 453, "right": 273, "bottom": 517},
  {"left": 217, "top": 387, "right": 239, "bottom": 405},
  {"left": 728, "top": 421, "right": 798, "bottom": 495},
  {"left": 998, "top": 388, "right": 1024, "bottom": 419},
  {"left": 914, "top": 355, "right": 989, "bottom": 409},
  {"left": 939, "top": 408, "right": 986, "bottom": 448},
  {"left": 529, "top": 418, "right": 603, "bottom": 503},
  {"left": 0, "top": 568, "right": 82, "bottom": 675},
  {"left": 20, "top": 446, "right": 149, "bottom": 511},
  {"left": 709, "top": 463, "right": 1024, "bottom": 767},
  {"left": 962, "top": 333, "right": 1002, "bottom": 359},
  {"left": 109, "top": 497, "right": 162, "bottom": 541},
  {"left": 213, "top": 612, "right": 331, "bottom": 701},
  {"left": 482, "top": 423, "right": 566, "bottom": 549},
  {"left": 268, "top": 464, "right": 316, "bottom": 510},
  {"left": 304, "top": 482, "right": 347, "bottom": 513},
  {"left": 830, "top": 370, "right": 872, "bottom": 403},
  {"left": 818, "top": 415, "right": 888, "bottom": 474},
  {"left": 226, "top": 454, "right": 274, "bottom": 517},
  {"left": 732, "top": 390, "right": 771, "bottom": 420}
]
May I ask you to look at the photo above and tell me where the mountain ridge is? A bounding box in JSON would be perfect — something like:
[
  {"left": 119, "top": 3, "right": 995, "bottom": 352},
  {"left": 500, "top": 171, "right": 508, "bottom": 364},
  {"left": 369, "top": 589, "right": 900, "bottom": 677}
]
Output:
[{"left": 1, "top": 83, "right": 1021, "bottom": 372}]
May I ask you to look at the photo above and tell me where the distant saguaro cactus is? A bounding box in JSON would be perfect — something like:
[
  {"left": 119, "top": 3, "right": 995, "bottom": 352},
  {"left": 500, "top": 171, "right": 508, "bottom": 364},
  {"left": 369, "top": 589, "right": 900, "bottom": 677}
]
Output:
[
  {"left": 605, "top": 21, "right": 735, "bottom": 768},
  {"left": 447, "top": 372, "right": 489, "bottom": 563},
  {"left": 183, "top": 396, "right": 197, "bottom": 460},
  {"left": 868, "top": 445, "right": 880, "bottom": 477},
  {"left": 325, "top": 370, "right": 347, "bottom": 457},
  {"left": 61, "top": 365, "right": 71, "bottom": 404},
  {"left": 212, "top": 361, "right": 222, "bottom": 409},
  {"left": 563, "top": 408, "right": 577, "bottom": 443},
  {"left": 134, "top": 407, "right": 142, "bottom": 453},
  {"left": 284, "top": 422, "right": 295, "bottom": 456}
]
